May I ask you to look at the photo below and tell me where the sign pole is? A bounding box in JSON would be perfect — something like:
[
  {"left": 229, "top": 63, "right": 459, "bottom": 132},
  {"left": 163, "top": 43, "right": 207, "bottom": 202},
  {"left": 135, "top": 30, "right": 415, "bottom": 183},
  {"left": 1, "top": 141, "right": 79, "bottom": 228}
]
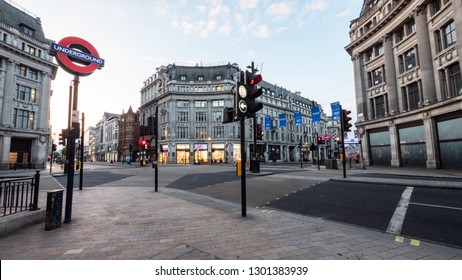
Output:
[
  {"left": 64, "top": 75, "right": 79, "bottom": 223},
  {"left": 79, "top": 112, "right": 84, "bottom": 191},
  {"left": 240, "top": 116, "right": 246, "bottom": 217}
]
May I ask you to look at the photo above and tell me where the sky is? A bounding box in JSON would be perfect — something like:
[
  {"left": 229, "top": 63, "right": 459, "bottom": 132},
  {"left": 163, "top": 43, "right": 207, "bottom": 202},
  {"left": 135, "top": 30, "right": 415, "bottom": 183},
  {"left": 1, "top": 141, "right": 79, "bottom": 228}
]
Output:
[{"left": 14, "top": 0, "right": 364, "bottom": 139}]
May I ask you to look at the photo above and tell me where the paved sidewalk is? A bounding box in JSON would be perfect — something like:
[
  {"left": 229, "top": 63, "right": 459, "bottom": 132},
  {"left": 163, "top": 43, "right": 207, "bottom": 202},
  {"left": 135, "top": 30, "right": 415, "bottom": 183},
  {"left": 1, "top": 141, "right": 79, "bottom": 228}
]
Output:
[{"left": 0, "top": 167, "right": 462, "bottom": 260}]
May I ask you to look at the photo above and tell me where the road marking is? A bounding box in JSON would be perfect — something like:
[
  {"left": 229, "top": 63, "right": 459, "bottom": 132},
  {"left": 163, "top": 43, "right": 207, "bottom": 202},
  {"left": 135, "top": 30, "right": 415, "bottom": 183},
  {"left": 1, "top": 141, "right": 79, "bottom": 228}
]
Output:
[
  {"left": 387, "top": 187, "right": 414, "bottom": 235},
  {"left": 395, "top": 236, "right": 404, "bottom": 243},
  {"left": 409, "top": 202, "right": 462, "bottom": 211}
]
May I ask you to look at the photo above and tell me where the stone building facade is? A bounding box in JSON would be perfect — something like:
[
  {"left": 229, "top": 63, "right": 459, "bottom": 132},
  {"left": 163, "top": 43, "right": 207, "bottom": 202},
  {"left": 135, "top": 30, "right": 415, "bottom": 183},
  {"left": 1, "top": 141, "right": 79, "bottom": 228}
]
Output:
[
  {"left": 0, "top": 1, "right": 57, "bottom": 170},
  {"left": 346, "top": 0, "right": 462, "bottom": 169},
  {"left": 139, "top": 62, "right": 328, "bottom": 164},
  {"left": 117, "top": 106, "right": 140, "bottom": 163}
]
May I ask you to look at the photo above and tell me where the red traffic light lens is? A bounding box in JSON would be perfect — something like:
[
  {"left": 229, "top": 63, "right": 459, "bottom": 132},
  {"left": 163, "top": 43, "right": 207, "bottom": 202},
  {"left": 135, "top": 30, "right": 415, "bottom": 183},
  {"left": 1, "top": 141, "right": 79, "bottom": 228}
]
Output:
[{"left": 249, "top": 74, "right": 262, "bottom": 86}]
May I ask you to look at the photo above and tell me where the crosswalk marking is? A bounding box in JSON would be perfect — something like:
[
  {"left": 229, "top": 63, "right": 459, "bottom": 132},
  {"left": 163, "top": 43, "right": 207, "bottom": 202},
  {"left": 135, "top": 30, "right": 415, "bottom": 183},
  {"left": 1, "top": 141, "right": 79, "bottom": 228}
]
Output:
[{"left": 387, "top": 187, "right": 414, "bottom": 235}]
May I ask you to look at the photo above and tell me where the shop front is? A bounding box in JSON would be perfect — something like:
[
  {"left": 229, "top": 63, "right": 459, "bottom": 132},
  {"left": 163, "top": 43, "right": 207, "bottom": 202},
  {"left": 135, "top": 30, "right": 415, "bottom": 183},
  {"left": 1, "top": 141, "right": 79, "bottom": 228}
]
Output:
[
  {"left": 176, "top": 144, "right": 190, "bottom": 164},
  {"left": 211, "top": 143, "right": 225, "bottom": 163},
  {"left": 193, "top": 143, "right": 208, "bottom": 164},
  {"left": 159, "top": 144, "right": 168, "bottom": 164}
]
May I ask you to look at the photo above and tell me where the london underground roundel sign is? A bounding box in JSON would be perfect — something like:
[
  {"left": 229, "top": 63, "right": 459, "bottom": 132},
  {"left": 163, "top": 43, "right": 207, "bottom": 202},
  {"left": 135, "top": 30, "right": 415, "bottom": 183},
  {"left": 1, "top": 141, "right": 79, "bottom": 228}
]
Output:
[{"left": 50, "top": 36, "right": 105, "bottom": 76}]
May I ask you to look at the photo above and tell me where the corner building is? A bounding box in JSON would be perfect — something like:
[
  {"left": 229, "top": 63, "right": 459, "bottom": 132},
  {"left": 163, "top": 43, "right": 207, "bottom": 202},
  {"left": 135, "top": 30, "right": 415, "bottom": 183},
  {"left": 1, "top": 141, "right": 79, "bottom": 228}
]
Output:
[
  {"left": 139, "top": 63, "right": 327, "bottom": 164},
  {"left": 346, "top": 0, "right": 462, "bottom": 169},
  {"left": 0, "top": 1, "right": 57, "bottom": 170}
]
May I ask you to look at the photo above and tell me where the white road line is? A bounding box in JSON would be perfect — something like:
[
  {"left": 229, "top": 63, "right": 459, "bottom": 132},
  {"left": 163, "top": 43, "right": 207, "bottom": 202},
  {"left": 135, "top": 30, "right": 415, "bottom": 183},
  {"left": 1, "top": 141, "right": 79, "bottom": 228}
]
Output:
[
  {"left": 387, "top": 187, "right": 414, "bottom": 235},
  {"left": 410, "top": 202, "right": 462, "bottom": 211}
]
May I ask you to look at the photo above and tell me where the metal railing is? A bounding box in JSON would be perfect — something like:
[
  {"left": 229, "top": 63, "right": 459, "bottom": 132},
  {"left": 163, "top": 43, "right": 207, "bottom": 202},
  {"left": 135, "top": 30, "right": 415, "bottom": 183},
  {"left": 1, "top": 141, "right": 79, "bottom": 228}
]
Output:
[{"left": 0, "top": 171, "right": 40, "bottom": 217}]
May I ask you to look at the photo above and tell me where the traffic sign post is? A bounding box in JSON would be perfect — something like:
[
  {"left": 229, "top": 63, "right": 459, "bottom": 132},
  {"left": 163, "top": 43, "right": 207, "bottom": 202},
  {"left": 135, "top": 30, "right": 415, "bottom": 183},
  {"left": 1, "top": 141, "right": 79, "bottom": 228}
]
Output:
[{"left": 50, "top": 37, "right": 104, "bottom": 223}]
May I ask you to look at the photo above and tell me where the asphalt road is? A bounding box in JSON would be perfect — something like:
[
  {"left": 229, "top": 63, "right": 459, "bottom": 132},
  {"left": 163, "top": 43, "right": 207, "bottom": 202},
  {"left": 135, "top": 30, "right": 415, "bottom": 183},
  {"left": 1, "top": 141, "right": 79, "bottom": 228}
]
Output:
[
  {"left": 268, "top": 180, "right": 462, "bottom": 248},
  {"left": 53, "top": 163, "right": 462, "bottom": 248}
]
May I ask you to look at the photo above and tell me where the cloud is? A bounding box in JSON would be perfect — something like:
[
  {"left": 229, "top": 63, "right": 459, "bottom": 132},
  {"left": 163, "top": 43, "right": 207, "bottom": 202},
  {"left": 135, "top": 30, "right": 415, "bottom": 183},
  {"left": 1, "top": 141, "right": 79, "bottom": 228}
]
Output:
[
  {"left": 255, "top": 24, "right": 270, "bottom": 38},
  {"left": 303, "top": 0, "right": 328, "bottom": 11},
  {"left": 159, "top": 0, "right": 333, "bottom": 40},
  {"left": 266, "top": 1, "right": 293, "bottom": 20},
  {"left": 238, "top": 0, "right": 260, "bottom": 9},
  {"left": 199, "top": 20, "right": 217, "bottom": 37}
]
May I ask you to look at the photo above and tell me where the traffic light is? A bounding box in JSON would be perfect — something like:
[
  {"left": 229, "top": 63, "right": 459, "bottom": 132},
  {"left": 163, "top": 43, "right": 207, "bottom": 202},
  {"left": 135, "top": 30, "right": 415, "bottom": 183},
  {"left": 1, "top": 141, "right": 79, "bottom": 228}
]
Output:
[
  {"left": 147, "top": 116, "right": 157, "bottom": 136},
  {"left": 256, "top": 124, "right": 264, "bottom": 140},
  {"left": 342, "top": 109, "right": 352, "bottom": 132},
  {"left": 316, "top": 135, "right": 324, "bottom": 145},
  {"left": 58, "top": 129, "right": 66, "bottom": 146},
  {"left": 222, "top": 107, "right": 235, "bottom": 124},
  {"left": 141, "top": 138, "right": 150, "bottom": 150},
  {"left": 235, "top": 71, "right": 263, "bottom": 117}
]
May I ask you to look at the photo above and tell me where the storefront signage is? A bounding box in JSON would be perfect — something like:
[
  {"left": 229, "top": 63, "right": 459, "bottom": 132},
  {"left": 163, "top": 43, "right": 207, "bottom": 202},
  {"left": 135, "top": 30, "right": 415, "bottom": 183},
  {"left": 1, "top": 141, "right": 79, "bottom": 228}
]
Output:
[{"left": 50, "top": 36, "right": 105, "bottom": 76}]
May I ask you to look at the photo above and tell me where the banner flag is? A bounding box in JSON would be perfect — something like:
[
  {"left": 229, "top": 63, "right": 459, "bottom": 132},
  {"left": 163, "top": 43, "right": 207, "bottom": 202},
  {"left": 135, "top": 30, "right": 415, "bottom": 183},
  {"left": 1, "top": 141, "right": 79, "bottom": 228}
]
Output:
[{"left": 312, "top": 107, "right": 320, "bottom": 123}]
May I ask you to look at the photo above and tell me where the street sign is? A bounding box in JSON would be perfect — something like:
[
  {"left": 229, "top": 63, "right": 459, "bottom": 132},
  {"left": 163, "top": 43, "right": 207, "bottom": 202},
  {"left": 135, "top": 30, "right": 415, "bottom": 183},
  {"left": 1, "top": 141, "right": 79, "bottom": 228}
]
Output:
[{"left": 344, "top": 139, "right": 360, "bottom": 144}]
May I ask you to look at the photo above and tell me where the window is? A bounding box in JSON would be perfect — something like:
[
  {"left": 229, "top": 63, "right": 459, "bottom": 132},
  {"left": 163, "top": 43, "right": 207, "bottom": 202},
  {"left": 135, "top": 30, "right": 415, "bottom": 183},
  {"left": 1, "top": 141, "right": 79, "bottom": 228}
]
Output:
[
  {"left": 213, "top": 126, "right": 224, "bottom": 139},
  {"left": 364, "top": 49, "right": 373, "bottom": 62},
  {"left": 214, "top": 85, "right": 224, "bottom": 91},
  {"left": 16, "top": 65, "right": 38, "bottom": 80},
  {"left": 177, "top": 100, "right": 190, "bottom": 107},
  {"left": 216, "top": 75, "right": 222, "bottom": 80},
  {"left": 196, "top": 126, "right": 207, "bottom": 138},
  {"left": 177, "top": 112, "right": 189, "bottom": 122},
  {"left": 444, "top": 21, "right": 457, "bottom": 47},
  {"left": 27, "top": 45, "right": 36, "bottom": 56},
  {"left": 20, "top": 25, "right": 35, "bottom": 37},
  {"left": 375, "top": 43, "right": 383, "bottom": 56},
  {"left": 436, "top": 20, "right": 457, "bottom": 52},
  {"left": 16, "top": 65, "right": 27, "bottom": 77},
  {"left": 407, "top": 19, "right": 416, "bottom": 35},
  {"left": 374, "top": 95, "right": 386, "bottom": 118},
  {"left": 448, "top": 63, "right": 462, "bottom": 97},
  {"left": 395, "top": 26, "right": 404, "bottom": 43},
  {"left": 212, "top": 100, "right": 224, "bottom": 107},
  {"left": 405, "top": 49, "right": 416, "bottom": 71},
  {"left": 13, "top": 109, "right": 34, "bottom": 129},
  {"left": 177, "top": 127, "right": 189, "bottom": 139},
  {"left": 28, "top": 69, "right": 38, "bottom": 80},
  {"left": 180, "top": 75, "right": 187, "bottom": 81},
  {"left": 432, "top": 0, "right": 442, "bottom": 15},
  {"left": 197, "top": 76, "right": 204, "bottom": 81},
  {"left": 15, "top": 84, "right": 36, "bottom": 102},
  {"left": 402, "top": 82, "right": 420, "bottom": 111},
  {"left": 195, "top": 100, "right": 207, "bottom": 107},
  {"left": 196, "top": 112, "right": 207, "bottom": 122},
  {"left": 371, "top": 67, "right": 383, "bottom": 86},
  {"left": 213, "top": 111, "right": 222, "bottom": 122},
  {"left": 398, "top": 48, "right": 417, "bottom": 73},
  {"left": 442, "top": 63, "right": 462, "bottom": 99}
]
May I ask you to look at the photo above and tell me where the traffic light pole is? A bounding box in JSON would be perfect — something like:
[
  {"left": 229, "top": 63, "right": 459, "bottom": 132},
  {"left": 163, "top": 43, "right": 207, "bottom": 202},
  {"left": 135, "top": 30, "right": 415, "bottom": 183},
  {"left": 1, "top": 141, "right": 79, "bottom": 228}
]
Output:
[
  {"left": 340, "top": 105, "right": 347, "bottom": 178},
  {"left": 240, "top": 116, "right": 247, "bottom": 217},
  {"left": 49, "top": 139, "right": 53, "bottom": 173}
]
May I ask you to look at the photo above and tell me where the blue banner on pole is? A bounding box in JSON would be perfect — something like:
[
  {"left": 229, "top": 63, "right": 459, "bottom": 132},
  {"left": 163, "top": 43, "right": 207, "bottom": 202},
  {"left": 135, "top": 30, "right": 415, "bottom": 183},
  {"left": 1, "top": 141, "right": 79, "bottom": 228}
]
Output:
[
  {"left": 264, "top": 115, "right": 271, "bottom": 130},
  {"left": 279, "top": 114, "right": 286, "bottom": 128},
  {"left": 294, "top": 111, "right": 302, "bottom": 126},
  {"left": 311, "top": 107, "right": 320, "bottom": 123},
  {"left": 331, "top": 102, "right": 340, "bottom": 120}
]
